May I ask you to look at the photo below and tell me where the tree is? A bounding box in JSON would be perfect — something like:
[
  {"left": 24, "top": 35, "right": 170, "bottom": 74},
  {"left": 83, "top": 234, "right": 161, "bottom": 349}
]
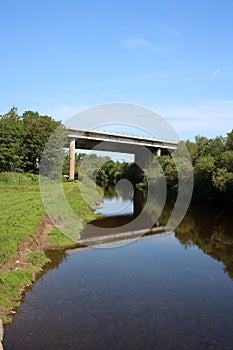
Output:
[
  {"left": 193, "top": 155, "right": 216, "bottom": 202},
  {"left": 195, "top": 135, "right": 209, "bottom": 157},
  {"left": 226, "top": 129, "right": 233, "bottom": 150},
  {"left": 0, "top": 107, "right": 25, "bottom": 172},
  {"left": 22, "top": 111, "right": 61, "bottom": 172},
  {"left": 212, "top": 168, "right": 233, "bottom": 193},
  {"left": 203, "top": 136, "right": 226, "bottom": 169},
  {"left": 186, "top": 139, "right": 198, "bottom": 164},
  {"left": 144, "top": 155, "right": 178, "bottom": 196},
  {"left": 219, "top": 150, "right": 233, "bottom": 172},
  {"left": 0, "top": 107, "right": 62, "bottom": 173},
  {"left": 39, "top": 125, "right": 67, "bottom": 179}
]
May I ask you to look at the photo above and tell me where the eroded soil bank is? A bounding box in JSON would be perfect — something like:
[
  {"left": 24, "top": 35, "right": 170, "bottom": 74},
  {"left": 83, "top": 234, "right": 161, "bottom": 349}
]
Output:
[
  {"left": 0, "top": 213, "right": 79, "bottom": 325},
  {"left": 0, "top": 214, "right": 54, "bottom": 274}
]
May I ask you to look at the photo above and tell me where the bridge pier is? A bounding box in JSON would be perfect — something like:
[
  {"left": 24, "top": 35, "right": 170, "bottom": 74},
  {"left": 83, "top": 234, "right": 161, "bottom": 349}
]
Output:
[
  {"left": 134, "top": 147, "right": 161, "bottom": 181},
  {"left": 69, "top": 138, "right": 76, "bottom": 180}
]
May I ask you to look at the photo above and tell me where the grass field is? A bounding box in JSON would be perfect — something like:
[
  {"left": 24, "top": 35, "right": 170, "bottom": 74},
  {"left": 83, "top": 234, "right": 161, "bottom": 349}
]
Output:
[{"left": 0, "top": 173, "right": 101, "bottom": 323}]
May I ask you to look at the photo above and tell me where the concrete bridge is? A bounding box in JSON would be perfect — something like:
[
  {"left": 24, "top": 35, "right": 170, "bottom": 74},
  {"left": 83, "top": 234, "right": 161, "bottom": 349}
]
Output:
[{"left": 67, "top": 128, "right": 178, "bottom": 180}]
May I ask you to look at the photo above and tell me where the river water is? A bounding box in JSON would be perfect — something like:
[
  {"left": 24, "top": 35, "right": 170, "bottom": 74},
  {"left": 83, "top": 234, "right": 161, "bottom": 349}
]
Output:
[{"left": 3, "top": 187, "right": 233, "bottom": 350}]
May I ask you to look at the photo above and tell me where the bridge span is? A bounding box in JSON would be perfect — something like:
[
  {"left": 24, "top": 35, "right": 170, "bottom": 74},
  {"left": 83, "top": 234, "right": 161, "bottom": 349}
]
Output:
[{"left": 67, "top": 128, "right": 178, "bottom": 180}]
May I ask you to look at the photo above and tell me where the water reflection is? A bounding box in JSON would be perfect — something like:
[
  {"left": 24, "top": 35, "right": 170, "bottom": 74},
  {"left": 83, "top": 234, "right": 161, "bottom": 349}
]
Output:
[
  {"left": 80, "top": 183, "right": 154, "bottom": 246},
  {"left": 175, "top": 208, "right": 233, "bottom": 279},
  {"left": 4, "top": 230, "right": 233, "bottom": 350},
  {"left": 92, "top": 184, "right": 233, "bottom": 280},
  {"left": 94, "top": 189, "right": 134, "bottom": 217},
  {"left": 95, "top": 181, "right": 143, "bottom": 217},
  {"left": 4, "top": 186, "right": 233, "bottom": 350},
  {"left": 144, "top": 191, "right": 233, "bottom": 280}
]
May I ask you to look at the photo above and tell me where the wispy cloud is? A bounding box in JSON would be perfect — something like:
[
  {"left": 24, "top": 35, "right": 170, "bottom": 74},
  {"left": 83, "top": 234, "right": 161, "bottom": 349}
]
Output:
[
  {"left": 156, "top": 99, "right": 233, "bottom": 138},
  {"left": 121, "top": 36, "right": 152, "bottom": 49},
  {"left": 159, "top": 25, "right": 180, "bottom": 39},
  {"left": 213, "top": 69, "right": 221, "bottom": 77}
]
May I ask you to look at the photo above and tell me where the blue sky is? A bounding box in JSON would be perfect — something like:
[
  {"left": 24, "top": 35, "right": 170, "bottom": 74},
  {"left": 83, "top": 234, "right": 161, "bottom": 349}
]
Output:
[{"left": 1, "top": 0, "right": 233, "bottom": 140}]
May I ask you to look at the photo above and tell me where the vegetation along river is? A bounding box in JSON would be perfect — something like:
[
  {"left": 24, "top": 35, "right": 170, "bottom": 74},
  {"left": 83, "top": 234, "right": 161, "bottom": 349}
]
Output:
[{"left": 3, "top": 186, "right": 233, "bottom": 350}]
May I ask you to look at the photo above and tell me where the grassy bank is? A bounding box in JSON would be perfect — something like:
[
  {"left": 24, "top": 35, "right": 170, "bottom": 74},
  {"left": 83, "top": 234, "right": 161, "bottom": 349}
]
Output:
[{"left": 0, "top": 173, "right": 101, "bottom": 323}]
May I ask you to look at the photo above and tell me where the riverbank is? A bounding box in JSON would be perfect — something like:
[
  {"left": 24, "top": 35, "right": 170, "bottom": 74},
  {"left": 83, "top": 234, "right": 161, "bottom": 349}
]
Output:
[{"left": 0, "top": 178, "right": 101, "bottom": 324}]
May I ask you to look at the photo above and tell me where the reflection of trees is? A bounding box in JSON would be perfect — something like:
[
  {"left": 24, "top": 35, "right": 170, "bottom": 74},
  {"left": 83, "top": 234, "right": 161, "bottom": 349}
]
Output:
[
  {"left": 43, "top": 249, "right": 68, "bottom": 273},
  {"left": 95, "top": 181, "right": 233, "bottom": 281},
  {"left": 174, "top": 208, "right": 233, "bottom": 279},
  {"left": 25, "top": 248, "right": 70, "bottom": 291},
  {"left": 102, "top": 185, "right": 118, "bottom": 198},
  {"left": 102, "top": 183, "right": 134, "bottom": 201}
]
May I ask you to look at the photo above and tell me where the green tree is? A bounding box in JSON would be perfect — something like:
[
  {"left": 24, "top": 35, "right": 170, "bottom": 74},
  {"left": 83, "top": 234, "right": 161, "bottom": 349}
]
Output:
[
  {"left": 193, "top": 155, "right": 216, "bottom": 202},
  {"left": 195, "top": 135, "right": 209, "bottom": 157},
  {"left": 39, "top": 125, "right": 67, "bottom": 179},
  {"left": 22, "top": 111, "right": 61, "bottom": 172},
  {"left": 219, "top": 150, "right": 233, "bottom": 172},
  {"left": 186, "top": 139, "right": 198, "bottom": 164},
  {"left": 0, "top": 107, "right": 25, "bottom": 172},
  {"left": 96, "top": 159, "right": 135, "bottom": 185},
  {"left": 226, "top": 129, "right": 233, "bottom": 150},
  {"left": 212, "top": 167, "right": 233, "bottom": 193}
]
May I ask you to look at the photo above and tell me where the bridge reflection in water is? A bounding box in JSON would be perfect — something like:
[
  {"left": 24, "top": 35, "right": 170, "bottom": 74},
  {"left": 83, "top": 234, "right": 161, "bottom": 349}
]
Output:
[{"left": 79, "top": 186, "right": 166, "bottom": 247}]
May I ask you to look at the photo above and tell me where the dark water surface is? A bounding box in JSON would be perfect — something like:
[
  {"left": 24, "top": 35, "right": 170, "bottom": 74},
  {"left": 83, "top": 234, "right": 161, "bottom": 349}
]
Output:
[{"left": 4, "top": 189, "right": 233, "bottom": 349}]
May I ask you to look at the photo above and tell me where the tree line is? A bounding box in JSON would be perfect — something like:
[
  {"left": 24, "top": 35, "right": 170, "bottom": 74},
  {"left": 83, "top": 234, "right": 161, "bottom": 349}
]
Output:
[
  {"left": 1, "top": 107, "right": 233, "bottom": 209},
  {"left": 0, "top": 107, "right": 61, "bottom": 173},
  {"left": 144, "top": 131, "right": 233, "bottom": 209}
]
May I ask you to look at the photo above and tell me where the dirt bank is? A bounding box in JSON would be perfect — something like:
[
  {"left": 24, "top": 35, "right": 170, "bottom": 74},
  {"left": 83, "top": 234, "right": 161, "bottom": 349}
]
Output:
[
  {"left": 0, "top": 214, "right": 61, "bottom": 324},
  {"left": 0, "top": 214, "right": 55, "bottom": 274}
]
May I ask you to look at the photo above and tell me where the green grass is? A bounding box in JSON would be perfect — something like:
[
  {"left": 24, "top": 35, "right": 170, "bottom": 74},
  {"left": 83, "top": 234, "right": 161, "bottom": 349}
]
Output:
[
  {"left": 0, "top": 190, "right": 46, "bottom": 265},
  {"left": 0, "top": 179, "right": 101, "bottom": 264},
  {"left": 0, "top": 175, "right": 102, "bottom": 323},
  {"left": 0, "top": 172, "right": 39, "bottom": 185},
  {"left": 0, "top": 270, "right": 35, "bottom": 315},
  {"left": 48, "top": 227, "right": 77, "bottom": 247},
  {"left": 64, "top": 179, "right": 102, "bottom": 221},
  {"left": 27, "top": 252, "right": 51, "bottom": 268},
  {"left": 0, "top": 253, "right": 51, "bottom": 322}
]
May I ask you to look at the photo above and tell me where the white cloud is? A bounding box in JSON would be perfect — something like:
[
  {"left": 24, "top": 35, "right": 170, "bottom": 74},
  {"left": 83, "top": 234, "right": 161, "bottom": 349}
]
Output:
[
  {"left": 121, "top": 36, "right": 152, "bottom": 49},
  {"left": 156, "top": 100, "right": 233, "bottom": 138}
]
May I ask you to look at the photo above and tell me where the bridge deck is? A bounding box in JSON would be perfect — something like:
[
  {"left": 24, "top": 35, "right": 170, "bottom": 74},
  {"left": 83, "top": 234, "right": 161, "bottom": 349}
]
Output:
[{"left": 67, "top": 128, "right": 178, "bottom": 151}]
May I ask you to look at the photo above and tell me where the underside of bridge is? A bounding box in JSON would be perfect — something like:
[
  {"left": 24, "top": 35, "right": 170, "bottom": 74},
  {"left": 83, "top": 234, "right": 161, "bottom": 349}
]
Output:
[{"left": 68, "top": 137, "right": 171, "bottom": 181}]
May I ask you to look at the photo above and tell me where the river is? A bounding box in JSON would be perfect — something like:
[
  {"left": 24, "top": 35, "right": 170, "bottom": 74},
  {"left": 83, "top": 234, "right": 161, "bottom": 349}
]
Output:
[{"left": 3, "top": 186, "right": 233, "bottom": 349}]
